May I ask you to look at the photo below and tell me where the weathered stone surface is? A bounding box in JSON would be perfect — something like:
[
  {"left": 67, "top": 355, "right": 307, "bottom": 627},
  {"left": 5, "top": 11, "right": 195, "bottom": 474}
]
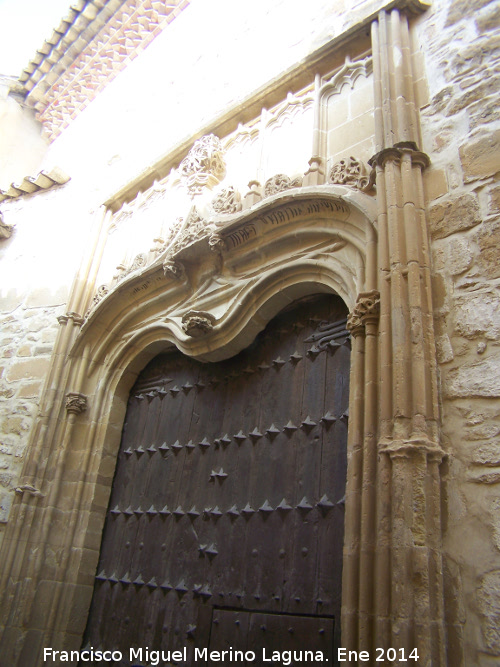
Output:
[
  {"left": 445, "top": 0, "right": 494, "bottom": 26},
  {"left": 454, "top": 292, "right": 500, "bottom": 339},
  {"left": 436, "top": 334, "right": 454, "bottom": 363},
  {"left": 460, "top": 130, "right": 500, "bottom": 183},
  {"left": 476, "top": 2, "right": 500, "bottom": 32},
  {"left": 5, "top": 357, "right": 51, "bottom": 382},
  {"left": 445, "top": 357, "right": 500, "bottom": 398},
  {"left": 429, "top": 193, "right": 481, "bottom": 239},
  {"left": 477, "top": 571, "right": 500, "bottom": 652},
  {"left": 475, "top": 218, "right": 500, "bottom": 279}
]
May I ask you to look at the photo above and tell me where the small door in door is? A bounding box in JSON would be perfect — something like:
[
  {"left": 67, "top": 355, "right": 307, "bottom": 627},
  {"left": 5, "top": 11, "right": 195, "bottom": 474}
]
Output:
[{"left": 83, "top": 294, "right": 350, "bottom": 665}]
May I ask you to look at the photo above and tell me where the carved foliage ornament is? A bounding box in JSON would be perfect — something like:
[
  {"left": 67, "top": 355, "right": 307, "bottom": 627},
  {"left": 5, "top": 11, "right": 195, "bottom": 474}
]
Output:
[
  {"left": 347, "top": 290, "right": 380, "bottom": 334},
  {"left": 264, "top": 174, "right": 303, "bottom": 198},
  {"left": 66, "top": 392, "right": 88, "bottom": 415},
  {"left": 182, "top": 311, "right": 216, "bottom": 338},
  {"left": 328, "top": 157, "right": 374, "bottom": 192},
  {"left": 211, "top": 186, "right": 242, "bottom": 215},
  {"left": 180, "top": 134, "right": 226, "bottom": 196}
]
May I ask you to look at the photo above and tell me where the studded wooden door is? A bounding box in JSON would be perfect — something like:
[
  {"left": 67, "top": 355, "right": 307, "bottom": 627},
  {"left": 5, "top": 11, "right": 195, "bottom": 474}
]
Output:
[{"left": 83, "top": 295, "right": 350, "bottom": 665}]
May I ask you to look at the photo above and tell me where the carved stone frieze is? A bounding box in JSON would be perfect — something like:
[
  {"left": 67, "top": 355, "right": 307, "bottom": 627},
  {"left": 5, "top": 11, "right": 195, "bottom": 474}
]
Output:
[
  {"left": 180, "top": 134, "right": 226, "bottom": 196},
  {"left": 263, "top": 174, "right": 303, "bottom": 198},
  {"left": 163, "top": 259, "right": 186, "bottom": 281},
  {"left": 346, "top": 290, "right": 380, "bottom": 335},
  {"left": 181, "top": 311, "right": 216, "bottom": 338},
  {"left": 211, "top": 186, "right": 242, "bottom": 215},
  {"left": 165, "top": 207, "right": 212, "bottom": 258},
  {"left": 65, "top": 392, "right": 88, "bottom": 415},
  {"left": 328, "top": 156, "right": 374, "bottom": 192}
]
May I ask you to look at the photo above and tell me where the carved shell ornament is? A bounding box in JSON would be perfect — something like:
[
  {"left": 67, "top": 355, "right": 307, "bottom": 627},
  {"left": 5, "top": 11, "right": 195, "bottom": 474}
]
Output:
[
  {"left": 179, "top": 134, "right": 226, "bottom": 196},
  {"left": 328, "top": 156, "right": 374, "bottom": 192}
]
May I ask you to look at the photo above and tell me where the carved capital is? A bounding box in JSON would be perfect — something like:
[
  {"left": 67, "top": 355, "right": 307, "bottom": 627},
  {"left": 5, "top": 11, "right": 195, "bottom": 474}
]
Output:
[
  {"left": 347, "top": 290, "right": 380, "bottom": 335},
  {"left": 85, "top": 284, "right": 109, "bottom": 319},
  {"left": 180, "top": 134, "right": 225, "bottom": 196},
  {"left": 0, "top": 213, "right": 14, "bottom": 239},
  {"left": 328, "top": 156, "right": 374, "bottom": 192},
  {"left": 65, "top": 392, "right": 88, "bottom": 415},
  {"left": 163, "top": 259, "right": 186, "bottom": 281},
  {"left": 378, "top": 437, "right": 445, "bottom": 463},
  {"left": 181, "top": 311, "right": 216, "bottom": 338},
  {"left": 369, "top": 143, "right": 430, "bottom": 170},
  {"left": 57, "top": 311, "right": 85, "bottom": 326}
]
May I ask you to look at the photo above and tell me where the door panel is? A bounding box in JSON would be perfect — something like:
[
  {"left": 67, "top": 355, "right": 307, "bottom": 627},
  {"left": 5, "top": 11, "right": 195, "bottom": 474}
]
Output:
[{"left": 83, "top": 295, "right": 350, "bottom": 665}]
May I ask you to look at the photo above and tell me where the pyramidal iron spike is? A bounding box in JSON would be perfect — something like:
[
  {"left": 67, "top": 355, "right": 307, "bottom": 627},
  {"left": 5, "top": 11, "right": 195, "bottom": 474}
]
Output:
[
  {"left": 182, "top": 382, "right": 194, "bottom": 393},
  {"left": 320, "top": 411, "right": 336, "bottom": 425},
  {"left": 210, "top": 506, "right": 222, "bottom": 519},
  {"left": 233, "top": 430, "right": 246, "bottom": 443},
  {"left": 258, "top": 500, "right": 274, "bottom": 515},
  {"left": 170, "top": 385, "right": 180, "bottom": 395},
  {"left": 195, "top": 381, "right": 206, "bottom": 390},
  {"left": 257, "top": 362, "right": 270, "bottom": 371},
  {"left": 205, "top": 544, "right": 218, "bottom": 557},
  {"left": 146, "top": 505, "right": 157, "bottom": 516},
  {"left": 227, "top": 505, "right": 240, "bottom": 519},
  {"left": 159, "top": 506, "right": 171, "bottom": 517},
  {"left": 173, "top": 506, "right": 185, "bottom": 519},
  {"left": 187, "top": 506, "right": 200, "bottom": 519},
  {"left": 306, "top": 345, "right": 321, "bottom": 358},
  {"left": 175, "top": 580, "right": 188, "bottom": 595},
  {"left": 276, "top": 498, "right": 293, "bottom": 514},
  {"left": 96, "top": 570, "right": 107, "bottom": 581},
  {"left": 241, "top": 503, "right": 255, "bottom": 517},
  {"left": 301, "top": 416, "right": 317, "bottom": 431},
  {"left": 341, "top": 409, "right": 349, "bottom": 422},
  {"left": 171, "top": 440, "right": 183, "bottom": 453},
  {"left": 290, "top": 351, "right": 303, "bottom": 363},
  {"left": 159, "top": 442, "right": 170, "bottom": 454},
  {"left": 317, "top": 494, "right": 334, "bottom": 513},
  {"left": 135, "top": 446, "right": 145, "bottom": 456},
  {"left": 133, "top": 574, "right": 145, "bottom": 586},
  {"left": 185, "top": 439, "right": 195, "bottom": 450},
  {"left": 220, "top": 434, "right": 231, "bottom": 447},
  {"left": 297, "top": 496, "right": 313, "bottom": 512},
  {"left": 283, "top": 421, "right": 298, "bottom": 433},
  {"left": 272, "top": 356, "right": 286, "bottom": 367},
  {"left": 120, "top": 573, "right": 131, "bottom": 585},
  {"left": 124, "top": 448, "right": 133, "bottom": 457},
  {"left": 134, "top": 507, "right": 144, "bottom": 516},
  {"left": 123, "top": 506, "right": 134, "bottom": 517},
  {"left": 266, "top": 424, "right": 280, "bottom": 439},
  {"left": 110, "top": 505, "right": 121, "bottom": 516},
  {"left": 186, "top": 624, "right": 196, "bottom": 639},
  {"left": 198, "top": 544, "right": 207, "bottom": 554},
  {"left": 249, "top": 428, "right": 263, "bottom": 441},
  {"left": 217, "top": 468, "right": 227, "bottom": 479},
  {"left": 147, "top": 577, "right": 158, "bottom": 589},
  {"left": 200, "top": 585, "right": 212, "bottom": 599},
  {"left": 160, "top": 580, "right": 172, "bottom": 592},
  {"left": 198, "top": 437, "right": 210, "bottom": 450}
]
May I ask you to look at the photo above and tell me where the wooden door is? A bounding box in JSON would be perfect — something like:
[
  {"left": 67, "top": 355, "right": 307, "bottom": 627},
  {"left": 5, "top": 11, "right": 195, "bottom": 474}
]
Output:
[{"left": 83, "top": 294, "right": 350, "bottom": 665}]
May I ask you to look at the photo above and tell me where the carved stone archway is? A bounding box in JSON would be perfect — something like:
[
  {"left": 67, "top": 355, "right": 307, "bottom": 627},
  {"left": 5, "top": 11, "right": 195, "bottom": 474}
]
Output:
[{"left": 0, "top": 5, "right": 454, "bottom": 666}]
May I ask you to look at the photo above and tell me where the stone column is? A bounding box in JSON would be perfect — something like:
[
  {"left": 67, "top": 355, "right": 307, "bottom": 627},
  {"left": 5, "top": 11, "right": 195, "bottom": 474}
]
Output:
[{"left": 365, "top": 8, "right": 447, "bottom": 666}]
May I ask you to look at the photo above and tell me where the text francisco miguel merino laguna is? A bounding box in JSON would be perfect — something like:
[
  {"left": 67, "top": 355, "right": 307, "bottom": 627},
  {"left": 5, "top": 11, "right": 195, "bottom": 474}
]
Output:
[{"left": 44, "top": 647, "right": 337, "bottom": 664}]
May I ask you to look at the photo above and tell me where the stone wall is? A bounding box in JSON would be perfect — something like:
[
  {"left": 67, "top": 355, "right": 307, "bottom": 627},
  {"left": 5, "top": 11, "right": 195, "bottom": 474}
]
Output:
[{"left": 416, "top": 1, "right": 500, "bottom": 663}]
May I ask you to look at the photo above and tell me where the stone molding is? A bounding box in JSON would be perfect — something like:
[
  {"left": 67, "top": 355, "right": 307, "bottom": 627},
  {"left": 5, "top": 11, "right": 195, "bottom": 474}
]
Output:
[{"left": 368, "top": 143, "right": 431, "bottom": 170}]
